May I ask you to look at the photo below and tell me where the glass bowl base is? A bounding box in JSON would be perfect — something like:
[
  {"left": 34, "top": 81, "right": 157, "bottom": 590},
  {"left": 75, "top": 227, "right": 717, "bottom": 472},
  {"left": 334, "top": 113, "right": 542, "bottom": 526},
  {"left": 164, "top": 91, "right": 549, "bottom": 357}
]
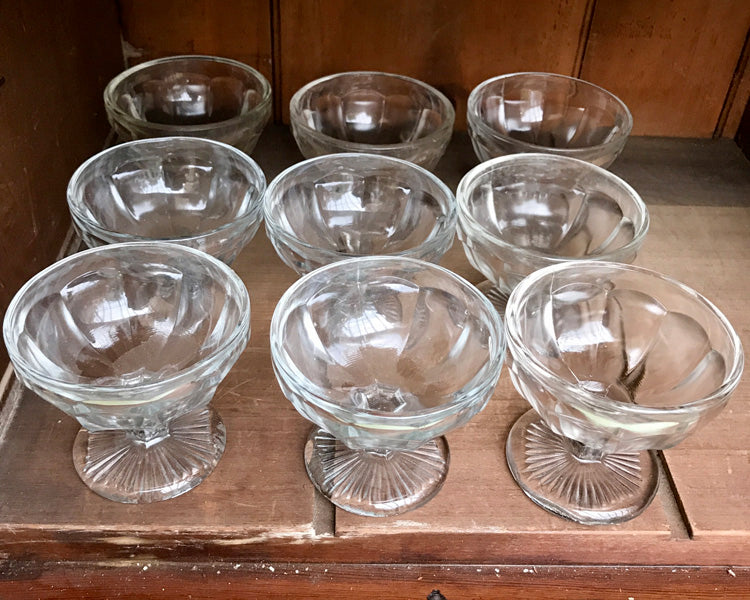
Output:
[
  {"left": 476, "top": 280, "right": 509, "bottom": 314},
  {"left": 304, "top": 427, "right": 450, "bottom": 517},
  {"left": 506, "top": 410, "right": 659, "bottom": 525},
  {"left": 72, "top": 405, "right": 226, "bottom": 503}
]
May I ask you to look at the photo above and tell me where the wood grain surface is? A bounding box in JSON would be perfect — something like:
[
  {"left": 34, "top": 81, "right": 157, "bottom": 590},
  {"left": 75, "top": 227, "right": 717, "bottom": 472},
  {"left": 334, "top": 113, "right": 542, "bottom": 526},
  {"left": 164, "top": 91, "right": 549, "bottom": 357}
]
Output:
[
  {"left": 580, "top": 0, "right": 750, "bottom": 137},
  {"left": 0, "top": 129, "right": 748, "bottom": 578},
  {"left": 112, "top": 1, "right": 750, "bottom": 136},
  {"left": 276, "top": 0, "right": 591, "bottom": 128},
  {"left": 118, "top": 0, "right": 273, "bottom": 83},
  {"left": 1, "top": 562, "right": 748, "bottom": 599}
]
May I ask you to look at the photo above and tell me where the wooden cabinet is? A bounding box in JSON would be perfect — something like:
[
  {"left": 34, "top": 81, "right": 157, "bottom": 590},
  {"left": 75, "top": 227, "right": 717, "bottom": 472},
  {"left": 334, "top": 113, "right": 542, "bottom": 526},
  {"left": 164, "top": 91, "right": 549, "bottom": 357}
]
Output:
[{"left": 1, "top": 3, "right": 749, "bottom": 597}]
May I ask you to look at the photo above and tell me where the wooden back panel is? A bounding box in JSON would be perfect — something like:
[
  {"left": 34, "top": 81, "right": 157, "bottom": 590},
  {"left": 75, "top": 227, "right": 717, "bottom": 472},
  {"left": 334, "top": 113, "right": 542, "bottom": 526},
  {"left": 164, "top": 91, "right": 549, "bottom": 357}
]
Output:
[
  {"left": 0, "top": 1, "right": 124, "bottom": 368},
  {"left": 117, "top": 0, "right": 750, "bottom": 137}
]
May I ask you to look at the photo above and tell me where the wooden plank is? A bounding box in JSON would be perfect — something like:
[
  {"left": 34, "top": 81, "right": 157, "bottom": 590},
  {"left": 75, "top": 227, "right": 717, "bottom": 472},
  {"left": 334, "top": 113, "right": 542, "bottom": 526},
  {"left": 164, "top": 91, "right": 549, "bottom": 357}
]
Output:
[
  {"left": 611, "top": 136, "right": 750, "bottom": 545},
  {"left": 1, "top": 128, "right": 749, "bottom": 568},
  {"left": 635, "top": 206, "right": 750, "bottom": 540},
  {"left": 1, "top": 562, "right": 748, "bottom": 600},
  {"left": 580, "top": 0, "right": 750, "bottom": 137},
  {"left": 118, "top": 0, "right": 273, "bottom": 83},
  {"left": 277, "top": 0, "right": 590, "bottom": 128},
  {"left": 609, "top": 137, "right": 750, "bottom": 207},
  {"left": 716, "top": 30, "right": 749, "bottom": 138},
  {"left": 0, "top": 1, "right": 123, "bottom": 368},
  {"left": 335, "top": 135, "right": 750, "bottom": 563}
]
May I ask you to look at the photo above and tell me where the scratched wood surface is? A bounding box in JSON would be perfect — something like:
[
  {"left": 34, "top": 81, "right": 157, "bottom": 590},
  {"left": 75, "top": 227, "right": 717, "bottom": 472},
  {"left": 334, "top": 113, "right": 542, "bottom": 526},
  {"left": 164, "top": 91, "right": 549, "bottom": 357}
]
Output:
[
  {"left": 0, "top": 563, "right": 748, "bottom": 600},
  {"left": 0, "top": 128, "right": 748, "bottom": 572}
]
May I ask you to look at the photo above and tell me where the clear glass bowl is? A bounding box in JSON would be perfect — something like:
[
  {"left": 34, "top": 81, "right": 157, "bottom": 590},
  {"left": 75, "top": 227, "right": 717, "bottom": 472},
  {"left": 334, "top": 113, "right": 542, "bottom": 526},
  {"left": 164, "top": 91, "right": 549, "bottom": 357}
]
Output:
[
  {"left": 270, "top": 256, "right": 505, "bottom": 516},
  {"left": 264, "top": 153, "right": 457, "bottom": 275},
  {"left": 456, "top": 153, "right": 648, "bottom": 309},
  {"left": 504, "top": 261, "right": 744, "bottom": 524},
  {"left": 289, "top": 71, "right": 455, "bottom": 170},
  {"left": 67, "top": 137, "right": 267, "bottom": 264},
  {"left": 467, "top": 72, "right": 632, "bottom": 168},
  {"left": 2, "top": 242, "right": 251, "bottom": 503},
  {"left": 104, "top": 55, "right": 272, "bottom": 154}
]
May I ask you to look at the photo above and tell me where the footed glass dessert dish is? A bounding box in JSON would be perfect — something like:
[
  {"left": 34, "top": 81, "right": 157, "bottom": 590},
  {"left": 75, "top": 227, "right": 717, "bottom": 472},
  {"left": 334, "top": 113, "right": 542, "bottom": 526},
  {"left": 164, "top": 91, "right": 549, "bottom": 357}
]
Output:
[
  {"left": 3, "top": 242, "right": 251, "bottom": 503},
  {"left": 467, "top": 72, "right": 632, "bottom": 168},
  {"left": 104, "top": 55, "right": 272, "bottom": 154},
  {"left": 504, "top": 261, "right": 744, "bottom": 524},
  {"left": 456, "top": 153, "right": 648, "bottom": 311},
  {"left": 289, "top": 71, "right": 455, "bottom": 169},
  {"left": 67, "top": 137, "right": 266, "bottom": 264},
  {"left": 264, "top": 153, "right": 456, "bottom": 275},
  {"left": 270, "top": 256, "right": 505, "bottom": 516}
]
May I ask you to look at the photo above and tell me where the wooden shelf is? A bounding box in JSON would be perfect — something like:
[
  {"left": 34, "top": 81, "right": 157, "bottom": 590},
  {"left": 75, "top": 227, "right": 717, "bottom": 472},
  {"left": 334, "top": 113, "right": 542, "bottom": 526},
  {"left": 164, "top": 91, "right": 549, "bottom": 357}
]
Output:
[{"left": 1, "top": 127, "right": 749, "bottom": 597}]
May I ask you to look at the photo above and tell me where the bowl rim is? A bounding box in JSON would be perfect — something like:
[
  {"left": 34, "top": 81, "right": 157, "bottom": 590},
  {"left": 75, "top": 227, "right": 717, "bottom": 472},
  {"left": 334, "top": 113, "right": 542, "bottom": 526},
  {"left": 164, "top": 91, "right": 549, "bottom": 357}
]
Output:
[
  {"left": 505, "top": 260, "right": 745, "bottom": 416},
  {"left": 66, "top": 136, "right": 267, "bottom": 245},
  {"left": 289, "top": 70, "right": 456, "bottom": 152},
  {"left": 103, "top": 54, "right": 272, "bottom": 134},
  {"left": 466, "top": 71, "right": 633, "bottom": 157},
  {"left": 263, "top": 152, "right": 457, "bottom": 263},
  {"left": 2, "top": 241, "right": 251, "bottom": 401},
  {"left": 270, "top": 255, "right": 506, "bottom": 426},
  {"left": 455, "top": 152, "right": 649, "bottom": 263}
]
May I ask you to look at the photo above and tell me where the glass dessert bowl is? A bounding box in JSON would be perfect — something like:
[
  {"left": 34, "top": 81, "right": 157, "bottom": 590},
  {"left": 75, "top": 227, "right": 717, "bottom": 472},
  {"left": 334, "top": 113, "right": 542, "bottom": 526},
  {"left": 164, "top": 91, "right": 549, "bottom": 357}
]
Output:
[
  {"left": 467, "top": 72, "right": 632, "bottom": 168},
  {"left": 104, "top": 55, "right": 272, "bottom": 154},
  {"left": 264, "top": 153, "right": 456, "bottom": 275},
  {"left": 289, "top": 71, "right": 455, "bottom": 169},
  {"left": 67, "top": 137, "right": 267, "bottom": 264},
  {"left": 270, "top": 256, "right": 505, "bottom": 516},
  {"left": 504, "top": 261, "right": 744, "bottom": 524},
  {"left": 2, "top": 242, "right": 251, "bottom": 503},
  {"left": 456, "top": 153, "right": 648, "bottom": 311}
]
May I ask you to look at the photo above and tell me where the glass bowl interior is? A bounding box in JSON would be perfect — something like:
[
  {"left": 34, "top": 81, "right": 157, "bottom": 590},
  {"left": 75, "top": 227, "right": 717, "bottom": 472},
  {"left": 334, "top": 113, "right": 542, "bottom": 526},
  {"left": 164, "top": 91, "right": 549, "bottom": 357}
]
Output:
[
  {"left": 271, "top": 256, "right": 505, "bottom": 423},
  {"left": 506, "top": 261, "right": 744, "bottom": 415},
  {"left": 264, "top": 153, "right": 456, "bottom": 259},
  {"left": 290, "top": 71, "right": 454, "bottom": 148},
  {"left": 104, "top": 55, "right": 271, "bottom": 130},
  {"left": 457, "top": 154, "right": 648, "bottom": 261},
  {"left": 3, "top": 243, "right": 250, "bottom": 391},
  {"left": 468, "top": 72, "right": 632, "bottom": 152},
  {"left": 67, "top": 137, "right": 266, "bottom": 243}
]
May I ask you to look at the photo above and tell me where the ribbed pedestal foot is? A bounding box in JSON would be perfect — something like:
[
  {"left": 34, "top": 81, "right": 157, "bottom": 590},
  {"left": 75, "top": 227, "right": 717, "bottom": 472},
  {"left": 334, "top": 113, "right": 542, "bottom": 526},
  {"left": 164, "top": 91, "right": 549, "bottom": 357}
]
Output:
[
  {"left": 476, "top": 280, "right": 509, "bottom": 313},
  {"left": 72, "top": 406, "right": 226, "bottom": 503},
  {"left": 304, "top": 428, "right": 449, "bottom": 517},
  {"left": 506, "top": 410, "right": 658, "bottom": 524}
]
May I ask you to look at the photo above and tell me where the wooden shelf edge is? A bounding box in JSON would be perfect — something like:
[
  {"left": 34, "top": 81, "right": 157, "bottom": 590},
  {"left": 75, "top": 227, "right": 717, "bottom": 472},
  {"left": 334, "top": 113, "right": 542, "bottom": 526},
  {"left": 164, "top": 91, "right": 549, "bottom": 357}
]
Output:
[{"left": 2, "top": 527, "right": 750, "bottom": 566}]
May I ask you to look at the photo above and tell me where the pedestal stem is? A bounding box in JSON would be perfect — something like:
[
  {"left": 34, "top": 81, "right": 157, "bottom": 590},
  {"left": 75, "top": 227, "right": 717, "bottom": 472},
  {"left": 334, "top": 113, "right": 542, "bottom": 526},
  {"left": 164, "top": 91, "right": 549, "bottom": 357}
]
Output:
[
  {"left": 72, "top": 405, "right": 226, "bottom": 503},
  {"left": 506, "top": 409, "right": 659, "bottom": 524},
  {"left": 567, "top": 439, "right": 606, "bottom": 462},
  {"left": 128, "top": 425, "right": 170, "bottom": 447},
  {"left": 304, "top": 428, "right": 450, "bottom": 517}
]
